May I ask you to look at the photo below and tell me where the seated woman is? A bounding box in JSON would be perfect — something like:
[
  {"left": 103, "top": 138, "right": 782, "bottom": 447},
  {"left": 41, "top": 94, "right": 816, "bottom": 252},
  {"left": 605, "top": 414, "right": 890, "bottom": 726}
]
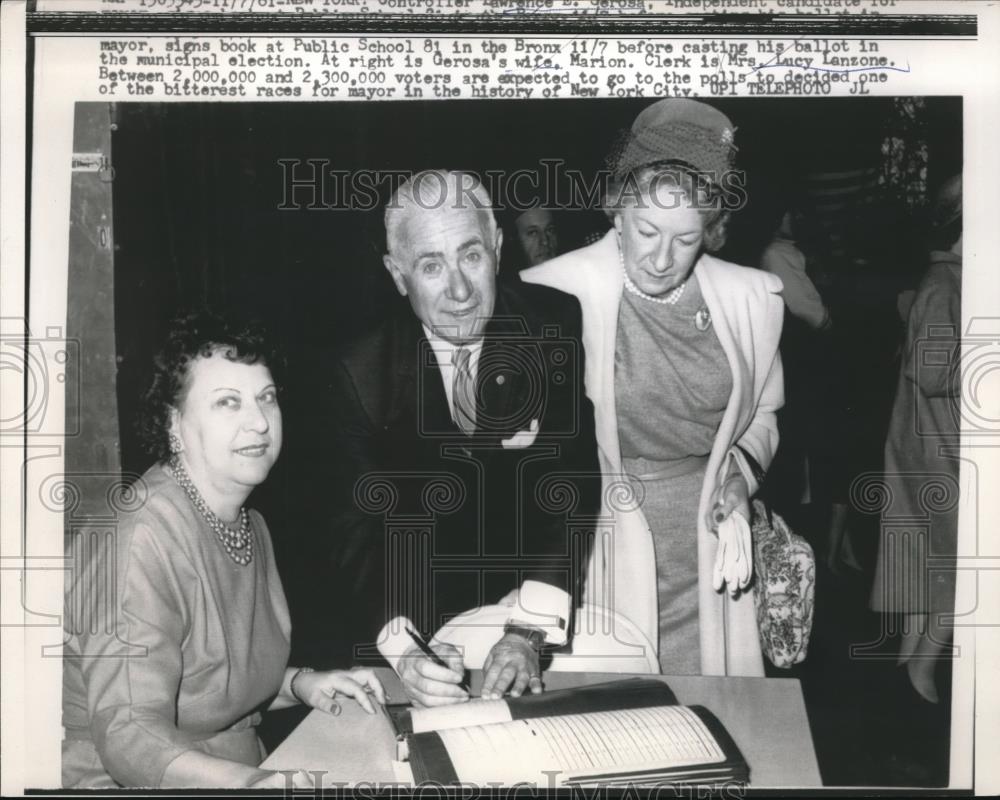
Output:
[
  {"left": 62, "top": 311, "right": 385, "bottom": 788},
  {"left": 523, "top": 99, "right": 784, "bottom": 676}
]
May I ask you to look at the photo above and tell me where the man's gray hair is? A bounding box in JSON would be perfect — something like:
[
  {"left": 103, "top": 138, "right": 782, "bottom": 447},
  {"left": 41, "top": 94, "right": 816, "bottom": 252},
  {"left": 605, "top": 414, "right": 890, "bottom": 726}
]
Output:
[{"left": 384, "top": 170, "right": 497, "bottom": 256}]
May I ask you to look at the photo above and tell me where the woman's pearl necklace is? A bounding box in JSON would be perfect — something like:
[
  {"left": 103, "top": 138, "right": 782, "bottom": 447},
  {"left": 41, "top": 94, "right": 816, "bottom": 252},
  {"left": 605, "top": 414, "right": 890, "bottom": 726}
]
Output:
[
  {"left": 168, "top": 455, "right": 253, "bottom": 566},
  {"left": 618, "top": 237, "right": 686, "bottom": 305}
]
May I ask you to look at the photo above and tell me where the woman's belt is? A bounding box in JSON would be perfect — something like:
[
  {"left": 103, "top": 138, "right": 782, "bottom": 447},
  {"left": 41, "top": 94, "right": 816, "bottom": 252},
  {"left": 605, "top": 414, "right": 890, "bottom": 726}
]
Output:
[{"left": 622, "top": 454, "right": 709, "bottom": 481}]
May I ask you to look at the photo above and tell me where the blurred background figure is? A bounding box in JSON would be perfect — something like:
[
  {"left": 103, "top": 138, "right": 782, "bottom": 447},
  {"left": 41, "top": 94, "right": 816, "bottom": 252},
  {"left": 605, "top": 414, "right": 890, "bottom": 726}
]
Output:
[
  {"left": 758, "top": 203, "right": 850, "bottom": 575},
  {"left": 760, "top": 202, "right": 863, "bottom": 574},
  {"left": 871, "top": 174, "right": 963, "bottom": 705},
  {"left": 761, "top": 208, "right": 832, "bottom": 332},
  {"left": 511, "top": 206, "right": 560, "bottom": 269}
]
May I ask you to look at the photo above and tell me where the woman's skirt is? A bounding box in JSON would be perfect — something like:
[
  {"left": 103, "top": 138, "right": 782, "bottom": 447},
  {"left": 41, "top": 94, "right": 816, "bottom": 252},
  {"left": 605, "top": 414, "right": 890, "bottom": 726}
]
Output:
[{"left": 624, "top": 456, "right": 707, "bottom": 675}]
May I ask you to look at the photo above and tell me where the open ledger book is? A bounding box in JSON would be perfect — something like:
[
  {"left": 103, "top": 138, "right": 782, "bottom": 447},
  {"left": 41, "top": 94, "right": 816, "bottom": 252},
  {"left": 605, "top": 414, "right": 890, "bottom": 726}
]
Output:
[{"left": 383, "top": 678, "right": 749, "bottom": 788}]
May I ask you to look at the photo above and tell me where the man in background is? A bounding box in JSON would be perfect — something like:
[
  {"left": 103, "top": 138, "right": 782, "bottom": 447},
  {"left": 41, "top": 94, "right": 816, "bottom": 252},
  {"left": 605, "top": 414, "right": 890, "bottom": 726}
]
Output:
[{"left": 513, "top": 206, "right": 560, "bottom": 268}]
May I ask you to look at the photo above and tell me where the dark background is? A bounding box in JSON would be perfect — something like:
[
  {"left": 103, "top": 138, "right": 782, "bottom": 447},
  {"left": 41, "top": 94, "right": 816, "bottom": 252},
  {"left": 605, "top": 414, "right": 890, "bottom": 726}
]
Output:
[
  {"left": 107, "top": 97, "right": 962, "bottom": 785},
  {"left": 112, "top": 95, "right": 962, "bottom": 483}
]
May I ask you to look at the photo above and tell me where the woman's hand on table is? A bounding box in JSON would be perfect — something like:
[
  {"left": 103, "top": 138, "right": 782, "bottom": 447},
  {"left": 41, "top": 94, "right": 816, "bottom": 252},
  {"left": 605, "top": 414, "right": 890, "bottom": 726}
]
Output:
[
  {"left": 481, "top": 634, "right": 542, "bottom": 700},
  {"left": 398, "top": 641, "right": 469, "bottom": 708},
  {"left": 294, "top": 668, "right": 386, "bottom": 715},
  {"left": 708, "top": 473, "right": 753, "bottom": 597}
]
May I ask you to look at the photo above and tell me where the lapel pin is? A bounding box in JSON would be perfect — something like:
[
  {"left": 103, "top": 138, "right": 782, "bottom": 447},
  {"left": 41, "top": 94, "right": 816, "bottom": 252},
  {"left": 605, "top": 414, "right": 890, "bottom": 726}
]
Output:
[
  {"left": 496, "top": 374, "right": 506, "bottom": 385},
  {"left": 694, "top": 307, "right": 712, "bottom": 332}
]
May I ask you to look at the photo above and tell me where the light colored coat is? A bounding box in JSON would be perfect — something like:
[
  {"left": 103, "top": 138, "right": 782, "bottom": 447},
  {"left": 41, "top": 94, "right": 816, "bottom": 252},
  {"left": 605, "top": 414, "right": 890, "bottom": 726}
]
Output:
[
  {"left": 871, "top": 252, "right": 962, "bottom": 615},
  {"left": 522, "top": 231, "right": 785, "bottom": 676}
]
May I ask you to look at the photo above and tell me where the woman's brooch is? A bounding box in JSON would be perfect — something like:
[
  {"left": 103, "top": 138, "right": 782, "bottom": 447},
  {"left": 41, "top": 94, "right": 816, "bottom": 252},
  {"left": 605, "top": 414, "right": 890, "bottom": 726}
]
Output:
[{"left": 694, "top": 306, "right": 712, "bottom": 332}]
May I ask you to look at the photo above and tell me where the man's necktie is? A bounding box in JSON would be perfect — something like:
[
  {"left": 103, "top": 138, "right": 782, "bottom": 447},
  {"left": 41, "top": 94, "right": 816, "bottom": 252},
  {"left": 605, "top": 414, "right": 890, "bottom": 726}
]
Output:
[{"left": 452, "top": 347, "right": 477, "bottom": 436}]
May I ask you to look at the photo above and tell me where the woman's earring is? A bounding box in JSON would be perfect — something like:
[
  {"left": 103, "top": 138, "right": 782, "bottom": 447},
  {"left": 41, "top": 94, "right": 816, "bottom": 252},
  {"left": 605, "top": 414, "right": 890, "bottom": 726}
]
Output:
[{"left": 168, "top": 433, "right": 183, "bottom": 454}]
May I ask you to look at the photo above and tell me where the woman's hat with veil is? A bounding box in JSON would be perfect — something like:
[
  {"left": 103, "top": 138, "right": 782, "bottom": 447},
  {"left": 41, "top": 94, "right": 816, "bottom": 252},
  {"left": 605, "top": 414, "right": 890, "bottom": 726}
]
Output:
[{"left": 608, "top": 98, "right": 738, "bottom": 183}]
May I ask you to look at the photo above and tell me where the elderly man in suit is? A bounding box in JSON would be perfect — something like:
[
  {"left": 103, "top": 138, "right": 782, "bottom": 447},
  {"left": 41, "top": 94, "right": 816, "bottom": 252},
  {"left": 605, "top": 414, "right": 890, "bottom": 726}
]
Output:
[{"left": 328, "top": 170, "right": 599, "bottom": 706}]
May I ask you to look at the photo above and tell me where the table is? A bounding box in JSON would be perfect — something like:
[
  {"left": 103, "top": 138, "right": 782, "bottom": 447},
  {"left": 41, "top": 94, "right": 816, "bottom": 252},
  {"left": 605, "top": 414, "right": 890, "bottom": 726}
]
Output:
[{"left": 262, "top": 669, "right": 822, "bottom": 788}]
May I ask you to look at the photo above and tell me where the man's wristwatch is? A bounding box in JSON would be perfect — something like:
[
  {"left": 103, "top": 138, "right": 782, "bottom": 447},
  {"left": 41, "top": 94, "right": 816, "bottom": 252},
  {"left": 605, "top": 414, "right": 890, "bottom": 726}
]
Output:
[{"left": 503, "top": 623, "right": 546, "bottom": 651}]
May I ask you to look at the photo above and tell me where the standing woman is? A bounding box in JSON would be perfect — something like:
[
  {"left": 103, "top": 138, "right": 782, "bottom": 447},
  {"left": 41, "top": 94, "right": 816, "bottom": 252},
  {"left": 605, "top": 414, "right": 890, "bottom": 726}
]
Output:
[
  {"left": 62, "top": 311, "right": 384, "bottom": 788},
  {"left": 523, "top": 99, "right": 784, "bottom": 676}
]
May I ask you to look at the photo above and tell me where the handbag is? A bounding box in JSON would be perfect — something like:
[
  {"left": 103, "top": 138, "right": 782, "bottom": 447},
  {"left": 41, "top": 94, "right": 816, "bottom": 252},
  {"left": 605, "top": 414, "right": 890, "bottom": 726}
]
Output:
[{"left": 735, "top": 446, "right": 816, "bottom": 669}]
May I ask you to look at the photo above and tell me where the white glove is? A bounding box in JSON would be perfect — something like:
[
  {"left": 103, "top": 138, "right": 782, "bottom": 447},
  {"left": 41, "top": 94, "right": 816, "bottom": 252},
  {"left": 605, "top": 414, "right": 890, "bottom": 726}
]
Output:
[{"left": 712, "top": 509, "right": 752, "bottom": 597}]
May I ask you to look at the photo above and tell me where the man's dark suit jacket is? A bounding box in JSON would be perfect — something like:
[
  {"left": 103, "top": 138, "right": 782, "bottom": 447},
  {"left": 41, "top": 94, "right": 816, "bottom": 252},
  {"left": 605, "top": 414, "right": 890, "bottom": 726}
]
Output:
[{"left": 325, "top": 277, "right": 601, "bottom": 665}]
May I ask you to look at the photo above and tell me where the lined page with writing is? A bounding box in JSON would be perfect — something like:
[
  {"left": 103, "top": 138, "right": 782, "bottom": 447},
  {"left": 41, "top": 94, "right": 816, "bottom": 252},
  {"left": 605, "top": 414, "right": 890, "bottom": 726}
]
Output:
[
  {"left": 410, "top": 698, "right": 512, "bottom": 734},
  {"left": 437, "top": 706, "right": 726, "bottom": 786}
]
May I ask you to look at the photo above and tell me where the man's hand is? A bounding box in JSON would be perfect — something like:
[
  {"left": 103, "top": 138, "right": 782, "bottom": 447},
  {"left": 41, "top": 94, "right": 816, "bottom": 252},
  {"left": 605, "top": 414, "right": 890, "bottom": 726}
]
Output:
[
  {"left": 397, "top": 641, "right": 468, "bottom": 708},
  {"left": 481, "top": 633, "right": 542, "bottom": 700}
]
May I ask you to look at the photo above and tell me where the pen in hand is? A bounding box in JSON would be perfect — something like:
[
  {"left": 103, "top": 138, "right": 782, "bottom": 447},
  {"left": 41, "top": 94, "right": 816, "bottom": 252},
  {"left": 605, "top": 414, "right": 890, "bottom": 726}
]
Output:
[{"left": 405, "top": 626, "right": 469, "bottom": 694}]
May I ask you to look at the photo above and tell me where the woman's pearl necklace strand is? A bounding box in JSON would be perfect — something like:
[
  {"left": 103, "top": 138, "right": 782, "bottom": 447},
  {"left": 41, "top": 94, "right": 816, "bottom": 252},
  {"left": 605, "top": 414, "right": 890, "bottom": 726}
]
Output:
[
  {"left": 168, "top": 455, "right": 253, "bottom": 566},
  {"left": 618, "top": 237, "right": 686, "bottom": 305}
]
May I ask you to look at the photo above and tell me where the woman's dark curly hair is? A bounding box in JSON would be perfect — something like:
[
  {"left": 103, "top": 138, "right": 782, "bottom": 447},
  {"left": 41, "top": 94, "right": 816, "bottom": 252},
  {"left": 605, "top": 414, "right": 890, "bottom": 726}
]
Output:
[{"left": 136, "top": 309, "right": 284, "bottom": 463}]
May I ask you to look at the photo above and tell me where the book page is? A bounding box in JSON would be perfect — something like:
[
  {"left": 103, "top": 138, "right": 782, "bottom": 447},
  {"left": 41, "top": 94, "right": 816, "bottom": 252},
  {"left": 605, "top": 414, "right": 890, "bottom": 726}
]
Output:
[
  {"left": 411, "top": 698, "right": 512, "bottom": 734},
  {"left": 438, "top": 706, "right": 726, "bottom": 786}
]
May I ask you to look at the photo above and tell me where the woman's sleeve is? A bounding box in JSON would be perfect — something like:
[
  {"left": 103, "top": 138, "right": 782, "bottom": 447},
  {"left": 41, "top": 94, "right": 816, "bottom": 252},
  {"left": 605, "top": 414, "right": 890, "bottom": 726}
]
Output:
[
  {"left": 730, "top": 287, "right": 785, "bottom": 496},
  {"left": 79, "top": 522, "right": 197, "bottom": 787},
  {"left": 761, "top": 245, "right": 829, "bottom": 330}
]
